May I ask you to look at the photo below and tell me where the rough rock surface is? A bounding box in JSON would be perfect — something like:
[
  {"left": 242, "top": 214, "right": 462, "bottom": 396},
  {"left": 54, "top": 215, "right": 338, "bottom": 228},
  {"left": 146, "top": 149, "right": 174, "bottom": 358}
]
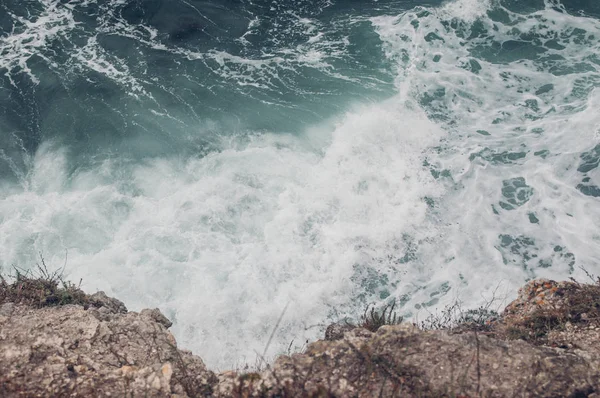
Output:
[
  {"left": 0, "top": 297, "right": 216, "bottom": 397},
  {"left": 2, "top": 278, "right": 600, "bottom": 397},
  {"left": 218, "top": 325, "right": 599, "bottom": 397},
  {"left": 219, "top": 279, "right": 600, "bottom": 397},
  {"left": 499, "top": 278, "right": 600, "bottom": 356}
]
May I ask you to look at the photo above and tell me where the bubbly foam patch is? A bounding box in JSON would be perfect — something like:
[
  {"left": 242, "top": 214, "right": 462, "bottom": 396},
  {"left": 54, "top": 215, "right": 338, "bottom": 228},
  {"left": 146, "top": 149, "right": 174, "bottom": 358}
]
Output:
[
  {"left": 0, "top": 0, "right": 77, "bottom": 85},
  {"left": 440, "top": 0, "right": 492, "bottom": 23},
  {"left": 0, "top": 99, "right": 443, "bottom": 367},
  {"left": 371, "top": 0, "right": 600, "bottom": 305}
]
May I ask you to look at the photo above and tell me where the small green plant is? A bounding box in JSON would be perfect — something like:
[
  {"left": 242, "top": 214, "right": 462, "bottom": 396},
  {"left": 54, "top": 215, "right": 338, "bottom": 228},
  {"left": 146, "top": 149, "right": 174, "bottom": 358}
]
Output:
[{"left": 361, "top": 301, "right": 402, "bottom": 332}]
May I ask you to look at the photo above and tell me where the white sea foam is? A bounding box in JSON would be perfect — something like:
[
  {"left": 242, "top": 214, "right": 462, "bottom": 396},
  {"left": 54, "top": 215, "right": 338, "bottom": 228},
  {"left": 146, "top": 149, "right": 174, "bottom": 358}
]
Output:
[
  {"left": 2, "top": 0, "right": 600, "bottom": 370},
  {"left": 440, "top": 0, "right": 492, "bottom": 23},
  {"left": 371, "top": 0, "right": 600, "bottom": 308},
  {"left": 0, "top": 99, "right": 443, "bottom": 367},
  {"left": 0, "top": 0, "right": 79, "bottom": 85}
]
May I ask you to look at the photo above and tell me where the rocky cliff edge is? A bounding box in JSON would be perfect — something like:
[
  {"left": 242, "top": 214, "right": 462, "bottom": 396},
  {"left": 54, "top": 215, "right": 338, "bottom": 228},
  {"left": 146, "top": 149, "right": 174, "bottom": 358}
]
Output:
[{"left": 1, "top": 273, "right": 600, "bottom": 397}]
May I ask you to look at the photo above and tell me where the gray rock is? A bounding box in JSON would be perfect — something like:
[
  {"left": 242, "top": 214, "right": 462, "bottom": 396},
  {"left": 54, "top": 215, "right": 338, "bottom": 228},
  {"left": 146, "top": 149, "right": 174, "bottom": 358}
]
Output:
[
  {"left": 89, "top": 291, "right": 128, "bottom": 314},
  {"left": 0, "top": 302, "right": 216, "bottom": 397},
  {"left": 141, "top": 308, "right": 173, "bottom": 329},
  {"left": 324, "top": 322, "right": 356, "bottom": 341},
  {"left": 0, "top": 302, "right": 15, "bottom": 316},
  {"left": 219, "top": 324, "right": 600, "bottom": 397}
]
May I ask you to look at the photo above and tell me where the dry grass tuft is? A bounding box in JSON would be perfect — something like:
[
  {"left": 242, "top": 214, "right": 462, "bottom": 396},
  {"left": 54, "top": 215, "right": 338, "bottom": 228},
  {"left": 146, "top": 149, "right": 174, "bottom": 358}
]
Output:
[
  {"left": 0, "top": 254, "right": 90, "bottom": 308},
  {"left": 420, "top": 301, "right": 499, "bottom": 334}
]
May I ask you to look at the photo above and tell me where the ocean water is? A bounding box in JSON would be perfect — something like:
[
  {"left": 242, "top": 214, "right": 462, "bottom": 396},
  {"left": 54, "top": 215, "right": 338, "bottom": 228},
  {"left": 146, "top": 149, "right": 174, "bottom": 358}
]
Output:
[{"left": 1, "top": 0, "right": 600, "bottom": 368}]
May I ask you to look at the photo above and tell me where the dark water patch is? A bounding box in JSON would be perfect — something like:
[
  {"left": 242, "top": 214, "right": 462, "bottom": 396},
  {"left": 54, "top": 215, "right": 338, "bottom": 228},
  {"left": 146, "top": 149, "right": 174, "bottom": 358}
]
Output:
[
  {"left": 351, "top": 265, "right": 394, "bottom": 302},
  {"left": 550, "top": 62, "right": 597, "bottom": 76},
  {"left": 120, "top": 0, "right": 247, "bottom": 48},
  {"left": 560, "top": 0, "right": 600, "bottom": 18},
  {"left": 460, "top": 59, "right": 482, "bottom": 74},
  {"left": 414, "top": 281, "right": 451, "bottom": 309},
  {"left": 530, "top": 128, "right": 544, "bottom": 135},
  {"left": 551, "top": 246, "right": 576, "bottom": 273},
  {"left": 0, "top": 4, "right": 15, "bottom": 34},
  {"left": 497, "top": 235, "right": 575, "bottom": 273},
  {"left": 430, "top": 168, "right": 451, "bottom": 180},
  {"left": 535, "top": 83, "right": 554, "bottom": 96},
  {"left": 420, "top": 87, "right": 446, "bottom": 106},
  {"left": 472, "top": 40, "right": 547, "bottom": 64},
  {"left": 524, "top": 99, "right": 539, "bottom": 112},
  {"left": 487, "top": 7, "right": 512, "bottom": 24},
  {"left": 424, "top": 197, "right": 436, "bottom": 209},
  {"left": 424, "top": 32, "right": 444, "bottom": 43},
  {"left": 570, "top": 76, "right": 600, "bottom": 99},
  {"left": 578, "top": 144, "right": 600, "bottom": 173},
  {"left": 588, "top": 54, "right": 600, "bottom": 66},
  {"left": 528, "top": 212, "right": 539, "bottom": 224},
  {"left": 499, "top": 177, "right": 533, "bottom": 210},
  {"left": 0, "top": 74, "right": 41, "bottom": 156},
  {"left": 498, "top": 234, "right": 537, "bottom": 270},
  {"left": 577, "top": 183, "right": 600, "bottom": 197},
  {"left": 544, "top": 39, "right": 566, "bottom": 50},
  {"left": 565, "top": 27, "right": 594, "bottom": 46},
  {"left": 422, "top": 282, "right": 451, "bottom": 308},
  {"left": 470, "top": 148, "right": 527, "bottom": 165},
  {"left": 419, "top": 87, "right": 450, "bottom": 122},
  {"left": 500, "top": 0, "right": 546, "bottom": 14}
]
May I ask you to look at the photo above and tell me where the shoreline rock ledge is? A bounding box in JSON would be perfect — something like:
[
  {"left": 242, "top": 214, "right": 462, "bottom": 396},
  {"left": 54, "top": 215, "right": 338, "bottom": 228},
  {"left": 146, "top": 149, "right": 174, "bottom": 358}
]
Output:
[{"left": 2, "top": 277, "right": 600, "bottom": 397}]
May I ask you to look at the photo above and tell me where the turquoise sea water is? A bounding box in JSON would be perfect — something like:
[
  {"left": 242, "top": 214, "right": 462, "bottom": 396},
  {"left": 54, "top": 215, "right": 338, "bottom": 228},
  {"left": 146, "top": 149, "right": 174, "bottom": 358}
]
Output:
[{"left": 1, "top": 0, "right": 600, "bottom": 367}]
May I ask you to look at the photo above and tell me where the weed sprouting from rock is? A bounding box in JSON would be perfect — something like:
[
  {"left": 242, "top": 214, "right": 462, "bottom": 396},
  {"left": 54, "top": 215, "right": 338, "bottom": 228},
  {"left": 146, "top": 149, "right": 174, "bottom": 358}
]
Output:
[{"left": 361, "top": 301, "right": 403, "bottom": 332}]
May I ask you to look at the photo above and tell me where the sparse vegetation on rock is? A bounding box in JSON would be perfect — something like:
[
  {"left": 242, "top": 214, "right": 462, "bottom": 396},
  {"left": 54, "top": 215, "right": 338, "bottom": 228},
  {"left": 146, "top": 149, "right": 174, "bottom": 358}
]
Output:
[
  {"left": 0, "top": 264, "right": 217, "bottom": 397},
  {"left": 0, "top": 257, "right": 90, "bottom": 309}
]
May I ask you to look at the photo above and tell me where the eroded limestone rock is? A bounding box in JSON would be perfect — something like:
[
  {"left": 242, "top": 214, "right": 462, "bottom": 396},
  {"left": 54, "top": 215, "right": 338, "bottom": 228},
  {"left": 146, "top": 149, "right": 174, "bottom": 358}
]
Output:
[{"left": 0, "top": 303, "right": 216, "bottom": 397}]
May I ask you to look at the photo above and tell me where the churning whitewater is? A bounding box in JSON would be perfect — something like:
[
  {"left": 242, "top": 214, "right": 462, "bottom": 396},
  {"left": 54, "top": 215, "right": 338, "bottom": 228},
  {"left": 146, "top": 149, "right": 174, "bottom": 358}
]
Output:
[{"left": 1, "top": 0, "right": 600, "bottom": 367}]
